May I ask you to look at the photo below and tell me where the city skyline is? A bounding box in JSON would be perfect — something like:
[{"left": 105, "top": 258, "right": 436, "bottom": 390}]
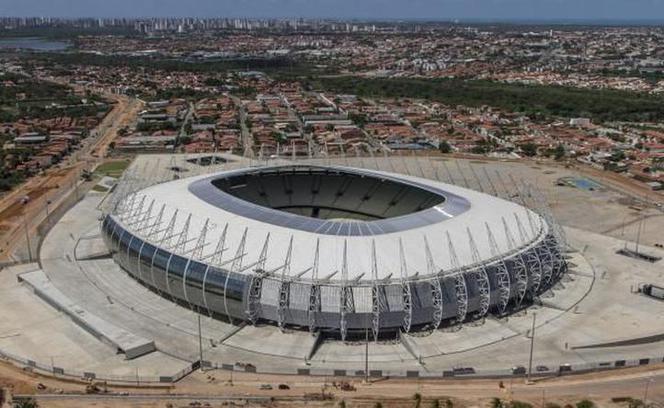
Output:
[{"left": 2, "top": 0, "right": 664, "bottom": 21}]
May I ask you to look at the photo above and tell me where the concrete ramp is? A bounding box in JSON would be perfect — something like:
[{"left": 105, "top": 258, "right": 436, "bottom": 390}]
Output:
[
  {"left": 75, "top": 236, "right": 111, "bottom": 260},
  {"left": 18, "top": 270, "right": 155, "bottom": 359},
  {"left": 222, "top": 324, "right": 316, "bottom": 360}
]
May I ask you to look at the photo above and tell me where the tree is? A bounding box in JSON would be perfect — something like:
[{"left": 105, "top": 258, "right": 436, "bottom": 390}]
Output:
[
  {"left": 472, "top": 144, "right": 488, "bottom": 155},
  {"left": 271, "top": 131, "right": 286, "bottom": 143},
  {"left": 414, "top": 393, "right": 422, "bottom": 408},
  {"left": 14, "top": 398, "right": 39, "bottom": 408},
  {"left": 576, "top": 400, "right": 595, "bottom": 408},
  {"left": 512, "top": 401, "right": 534, "bottom": 408},
  {"left": 521, "top": 143, "right": 538, "bottom": 157},
  {"left": 439, "top": 140, "right": 452, "bottom": 154},
  {"left": 349, "top": 113, "right": 368, "bottom": 128},
  {"left": 554, "top": 144, "right": 565, "bottom": 160},
  {"left": 610, "top": 150, "right": 626, "bottom": 162}
]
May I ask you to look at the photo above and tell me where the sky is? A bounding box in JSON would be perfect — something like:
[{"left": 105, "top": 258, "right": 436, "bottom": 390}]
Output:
[{"left": 1, "top": 0, "right": 664, "bottom": 21}]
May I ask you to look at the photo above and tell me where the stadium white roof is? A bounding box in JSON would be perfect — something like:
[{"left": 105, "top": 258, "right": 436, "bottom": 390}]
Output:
[{"left": 113, "top": 166, "right": 548, "bottom": 283}]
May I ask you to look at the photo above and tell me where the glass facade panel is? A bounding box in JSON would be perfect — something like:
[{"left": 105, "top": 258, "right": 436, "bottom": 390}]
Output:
[
  {"left": 102, "top": 215, "right": 248, "bottom": 321},
  {"left": 139, "top": 242, "right": 156, "bottom": 286},
  {"left": 127, "top": 235, "right": 143, "bottom": 277},
  {"left": 167, "top": 254, "right": 188, "bottom": 301},
  {"left": 109, "top": 220, "right": 122, "bottom": 253},
  {"left": 116, "top": 228, "right": 131, "bottom": 267},
  {"left": 152, "top": 248, "right": 172, "bottom": 295},
  {"left": 184, "top": 260, "right": 208, "bottom": 310},
  {"left": 204, "top": 267, "right": 246, "bottom": 319}
]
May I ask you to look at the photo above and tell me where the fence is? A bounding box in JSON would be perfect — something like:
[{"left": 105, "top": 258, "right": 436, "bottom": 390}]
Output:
[
  {"left": 0, "top": 348, "right": 194, "bottom": 385},
  {"left": 201, "top": 354, "right": 664, "bottom": 380}
]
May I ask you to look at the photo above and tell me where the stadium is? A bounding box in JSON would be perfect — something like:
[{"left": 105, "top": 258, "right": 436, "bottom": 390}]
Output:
[{"left": 101, "top": 163, "right": 567, "bottom": 340}]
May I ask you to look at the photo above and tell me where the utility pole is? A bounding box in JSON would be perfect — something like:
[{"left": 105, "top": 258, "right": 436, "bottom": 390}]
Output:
[
  {"left": 527, "top": 312, "right": 537, "bottom": 383},
  {"left": 73, "top": 168, "right": 80, "bottom": 201},
  {"left": 364, "top": 326, "right": 369, "bottom": 384},
  {"left": 23, "top": 215, "right": 32, "bottom": 263},
  {"left": 644, "top": 377, "right": 652, "bottom": 405},
  {"left": 198, "top": 314, "right": 204, "bottom": 370},
  {"left": 635, "top": 216, "right": 644, "bottom": 255},
  {"left": 621, "top": 215, "right": 628, "bottom": 250}
]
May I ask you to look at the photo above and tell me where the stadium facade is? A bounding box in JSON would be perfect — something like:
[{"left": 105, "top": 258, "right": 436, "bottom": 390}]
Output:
[{"left": 102, "top": 164, "right": 567, "bottom": 340}]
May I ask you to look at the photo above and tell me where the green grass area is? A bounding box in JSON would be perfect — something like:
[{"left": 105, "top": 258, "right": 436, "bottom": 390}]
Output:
[
  {"left": 306, "top": 76, "right": 664, "bottom": 123},
  {"left": 94, "top": 160, "right": 131, "bottom": 178},
  {"left": 91, "top": 184, "right": 109, "bottom": 192},
  {"left": 0, "top": 72, "right": 71, "bottom": 103},
  {"left": 20, "top": 52, "right": 329, "bottom": 76},
  {"left": 0, "top": 72, "right": 108, "bottom": 121}
]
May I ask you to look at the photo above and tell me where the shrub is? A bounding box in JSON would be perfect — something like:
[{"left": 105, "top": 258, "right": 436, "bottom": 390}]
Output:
[
  {"left": 14, "top": 398, "right": 39, "bottom": 408},
  {"left": 512, "top": 401, "right": 533, "bottom": 408},
  {"left": 491, "top": 398, "right": 504, "bottom": 408},
  {"left": 576, "top": 400, "right": 595, "bottom": 408}
]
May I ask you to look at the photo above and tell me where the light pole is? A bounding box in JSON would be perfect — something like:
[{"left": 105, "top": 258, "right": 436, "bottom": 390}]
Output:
[
  {"left": 527, "top": 312, "right": 537, "bottom": 384},
  {"left": 635, "top": 215, "right": 644, "bottom": 255},
  {"left": 621, "top": 215, "right": 628, "bottom": 249},
  {"left": 644, "top": 377, "right": 653, "bottom": 405},
  {"left": 23, "top": 214, "right": 32, "bottom": 263},
  {"left": 45, "top": 199, "right": 52, "bottom": 225},
  {"left": 198, "top": 314, "right": 204, "bottom": 371},
  {"left": 364, "top": 325, "right": 369, "bottom": 384}
]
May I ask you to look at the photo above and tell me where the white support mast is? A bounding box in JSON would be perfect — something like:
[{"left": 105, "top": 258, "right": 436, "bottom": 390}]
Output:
[
  {"left": 424, "top": 236, "right": 443, "bottom": 330},
  {"left": 446, "top": 231, "right": 468, "bottom": 323}
]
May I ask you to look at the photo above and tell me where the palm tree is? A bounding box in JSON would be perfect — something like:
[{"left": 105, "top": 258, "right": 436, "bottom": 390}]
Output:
[{"left": 14, "top": 397, "right": 39, "bottom": 408}]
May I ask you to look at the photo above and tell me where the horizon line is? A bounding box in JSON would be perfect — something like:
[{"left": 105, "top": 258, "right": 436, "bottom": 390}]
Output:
[{"left": 2, "top": 16, "right": 664, "bottom": 26}]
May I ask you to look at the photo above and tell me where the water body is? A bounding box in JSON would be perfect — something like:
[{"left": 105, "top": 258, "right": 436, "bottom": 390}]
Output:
[{"left": 0, "top": 37, "right": 70, "bottom": 51}]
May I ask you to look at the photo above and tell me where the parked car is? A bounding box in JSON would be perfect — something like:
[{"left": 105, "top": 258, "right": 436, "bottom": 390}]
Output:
[{"left": 511, "top": 366, "right": 526, "bottom": 375}]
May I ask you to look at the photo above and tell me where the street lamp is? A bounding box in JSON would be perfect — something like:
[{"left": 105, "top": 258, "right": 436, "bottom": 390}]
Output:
[
  {"left": 644, "top": 377, "right": 654, "bottom": 405},
  {"left": 526, "top": 312, "right": 537, "bottom": 384},
  {"left": 20, "top": 197, "right": 33, "bottom": 263}
]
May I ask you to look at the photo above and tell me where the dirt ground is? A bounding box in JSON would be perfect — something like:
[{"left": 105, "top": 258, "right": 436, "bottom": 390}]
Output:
[{"left": 2, "top": 359, "right": 663, "bottom": 408}]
